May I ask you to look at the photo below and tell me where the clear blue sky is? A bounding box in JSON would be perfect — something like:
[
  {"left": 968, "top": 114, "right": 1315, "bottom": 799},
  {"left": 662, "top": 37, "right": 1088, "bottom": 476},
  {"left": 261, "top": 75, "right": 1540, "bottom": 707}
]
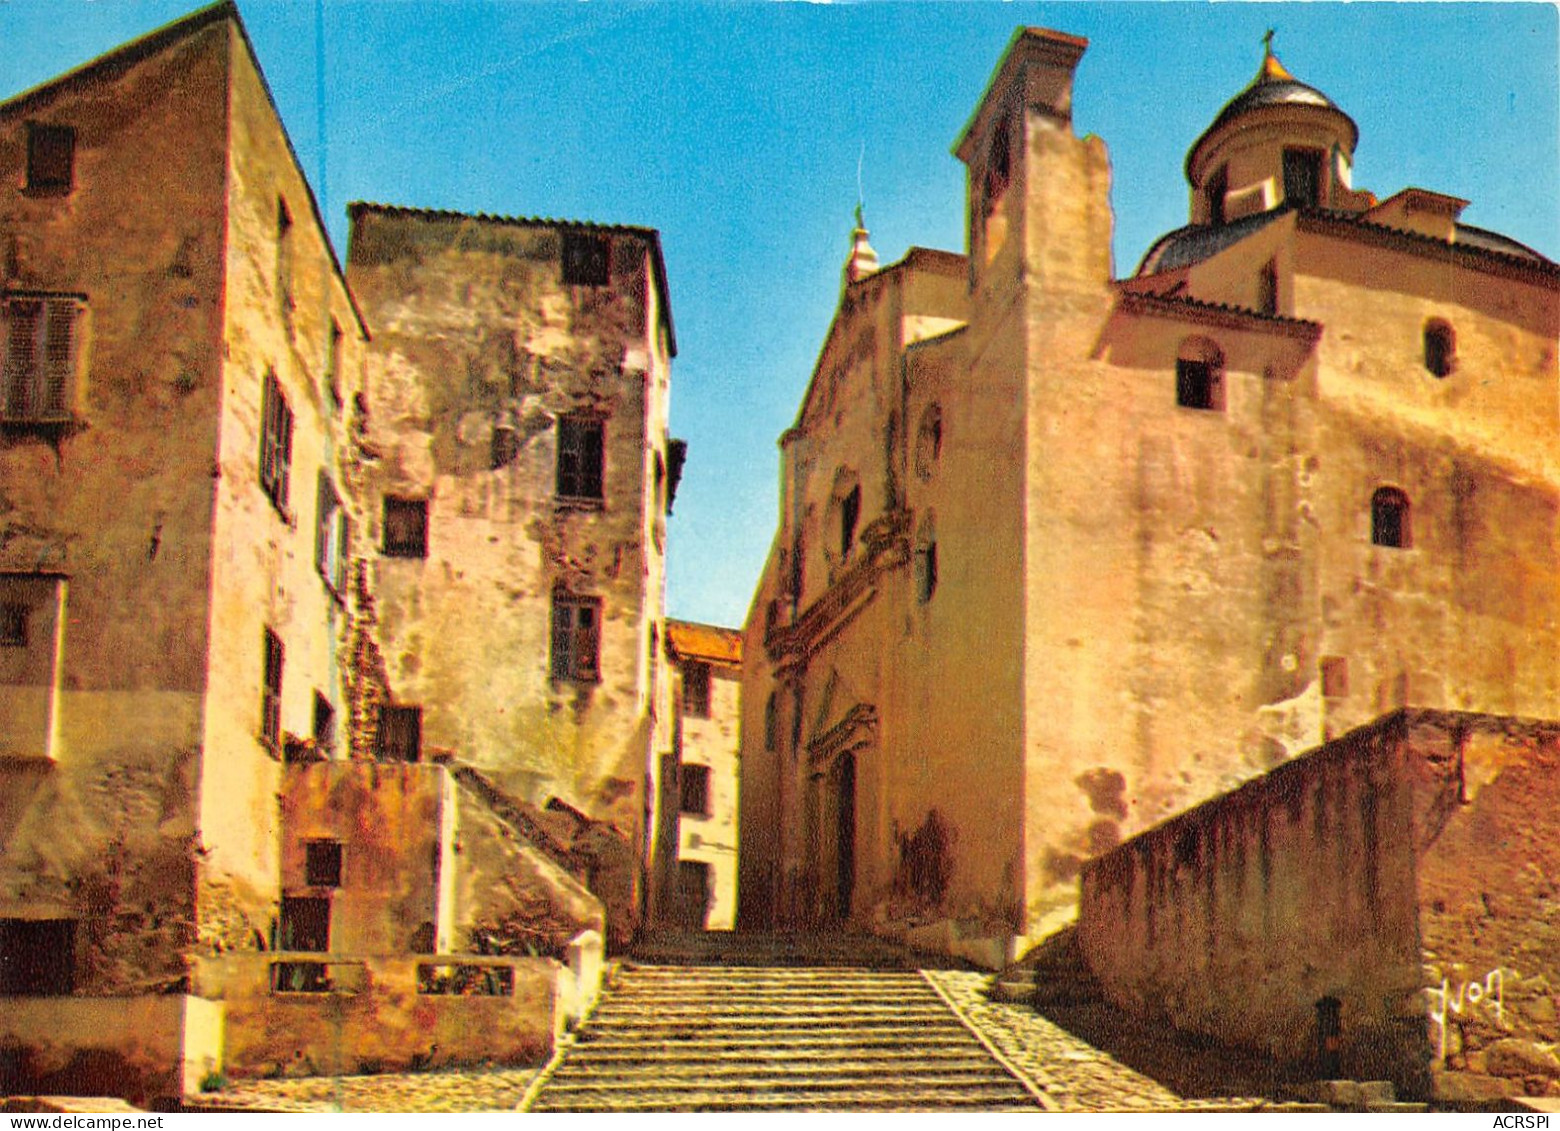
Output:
[{"left": 4, "top": 2, "right": 1556, "bottom": 628}]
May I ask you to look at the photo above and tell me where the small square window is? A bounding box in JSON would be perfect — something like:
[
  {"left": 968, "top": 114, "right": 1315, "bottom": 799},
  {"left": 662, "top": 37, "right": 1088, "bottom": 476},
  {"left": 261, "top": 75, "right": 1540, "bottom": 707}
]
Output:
[
  {"left": 556, "top": 415, "right": 604, "bottom": 501},
  {"left": 383, "top": 496, "right": 428, "bottom": 558},
  {"left": 26, "top": 124, "right": 75, "bottom": 192},
  {"left": 0, "top": 604, "right": 25, "bottom": 647},
  {"left": 551, "top": 593, "right": 602, "bottom": 682},
  {"left": 561, "top": 232, "right": 610, "bottom": 286},
  {"left": 378, "top": 704, "right": 422, "bottom": 762},
  {"left": 682, "top": 661, "right": 711, "bottom": 718},
  {"left": 680, "top": 764, "right": 711, "bottom": 816},
  {"left": 304, "top": 840, "right": 343, "bottom": 888}
]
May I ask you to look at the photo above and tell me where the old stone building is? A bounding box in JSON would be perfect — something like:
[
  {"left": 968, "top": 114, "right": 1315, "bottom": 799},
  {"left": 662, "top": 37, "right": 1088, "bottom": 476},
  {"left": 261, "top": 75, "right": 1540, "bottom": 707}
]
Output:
[
  {"left": 738, "top": 28, "right": 1559, "bottom": 973},
  {"left": 0, "top": 2, "right": 667, "bottom": 1102},
  {"left": 664, "top": 619, "right": 742, "bottom": 930},
  {"left": 343, "top": 203, "right": 681, "bottom": 945}
]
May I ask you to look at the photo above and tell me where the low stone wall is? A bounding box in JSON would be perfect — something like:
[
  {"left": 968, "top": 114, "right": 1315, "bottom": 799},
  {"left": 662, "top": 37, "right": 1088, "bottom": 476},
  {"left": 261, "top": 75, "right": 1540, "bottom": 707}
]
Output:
[
  {"left": 0, "top": 995, "right": 224, "bottom": 1104},
  {"left": 1079, "top": 713, "right": 1429, "bottom": 1094},
  {"left": 203, "top": 952, "right": 560, "bottom": 1078}
]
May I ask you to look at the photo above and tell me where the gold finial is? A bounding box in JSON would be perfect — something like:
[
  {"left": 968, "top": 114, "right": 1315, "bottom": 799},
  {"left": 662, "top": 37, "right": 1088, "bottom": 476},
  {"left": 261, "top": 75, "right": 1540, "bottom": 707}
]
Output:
[{"left": 1258, "top": 28, "right": 1295, "bottom": 82}]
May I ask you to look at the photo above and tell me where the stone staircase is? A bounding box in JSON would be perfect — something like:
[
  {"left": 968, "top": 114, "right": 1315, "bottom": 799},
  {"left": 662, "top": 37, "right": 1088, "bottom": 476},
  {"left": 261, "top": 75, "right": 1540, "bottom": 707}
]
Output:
[{"left": 525, "top": 964, "right": 1043, "bottom": 1112}]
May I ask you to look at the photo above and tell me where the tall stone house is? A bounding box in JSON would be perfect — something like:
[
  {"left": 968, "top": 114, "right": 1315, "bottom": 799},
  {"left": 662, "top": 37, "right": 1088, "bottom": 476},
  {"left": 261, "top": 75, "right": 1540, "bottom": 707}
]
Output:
[
  {"left": 738, "top": 27, "right": 1559, "bottom": 979},
  {"left": 664, "top": 619, "right": 742, "bottom": 930},
  {"left": 0, "top": 2, "right": 678, "bottom": 1101}
]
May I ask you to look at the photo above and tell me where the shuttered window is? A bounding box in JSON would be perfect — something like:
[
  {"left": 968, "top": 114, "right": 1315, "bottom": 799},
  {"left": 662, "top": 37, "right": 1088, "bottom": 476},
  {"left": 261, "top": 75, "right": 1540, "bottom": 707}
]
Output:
[
  {"left": 2, "top": 296, "right": 79, "bottom": 422},
  {"left": 259, "top": 371, "right": 294, "bottom": 513}
]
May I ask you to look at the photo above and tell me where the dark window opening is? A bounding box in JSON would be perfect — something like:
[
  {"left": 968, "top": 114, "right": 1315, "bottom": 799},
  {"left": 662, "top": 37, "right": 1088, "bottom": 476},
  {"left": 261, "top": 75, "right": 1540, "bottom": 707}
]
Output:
[
  {"left": 1321, "top": 656, "right": 1349, "bottom": 699},
  {"left": 3, "top": 296, "right": 79, "bottom": 423},
  {"left": 1283, "top": 148, "right": 1323, "bottom": 210},
  {"left": 1259, "top": 260, "right": 1279, "bottom": 315},
  {"left": 1371, "top": 488, "right": 1411, "bottom": 549},
  {"left": 0, "top": 604, "right": 25, "bottom": 647},
  {"left": 683, "top": 661, "right": 711, "bottom": 718},
  {"left": 490, "top": 417, "right": 519, "bottom": 470},
  {"left": 26, "top": 124, "right": 74, "bottom": 193},
  {"left": 378, "top": 705, "right": 422, "bottom": 762},
  {"left": 279, "top": 895, "right": 330, "bottom": 952},
  {"left": 262, "top": 629, "right": 284, "bottom": 752},
  {"left": 551, "top": 593, "right": 602, "bottom": 682},
  {"left": 786, "top": 534, "right": 804, "bottom": 603},
  {"left": 981, "top": 115, "right": 1012, "bottom": 219},
  {"left": 259, "top": 370, "right": 294, "bottom": 514},
  {"left": 311, "top": 692, "right": 336, "bottom": 757},
  {"left": 1207, "top": 164, "right": 1228, "bottom": 226},
  {"left": 915, "top": 405, "right": 943, "bottom": 480},
  {"left": 276, "top": 197, "right": 295, "bottom": 326},
  {"left": 674, "top": 861, "right": 711, "bottom": 926},
  {"left": 1176, "top": 359, "right": 1223, "bottom": 411},
  {"left": 561, "top": 232, "right": 611, "bottom": 286},
  {"left": 764, "top": 691, "right": 779, "bottom": 752},
  {"left": 916, "top": 541, "right": 939, "bottom": 605},
  {"left": 556, "top": 415, "right": 604, "bottom": 500},
  {"left": 1424, "top": 319, "right": 1456, "bottom": 378},
  {"left": 271, "top": 960, "right": 331, "bottom": 993},
  {"left": 840, "top": 485, "right": 861, "bottom": 557},
  {"left": 315, "top": 473, "right": 349, "bottom": 595},
  {"left": 0, "top": 919, "right": 76, "bottom": 995},
  {"left": 382, "top": 496, "right": 428, "bottom": 558},
  {"left": 305, "top": 840, "right": 343, "bottom": 888},
  {"left": 417, "top": 963, "right": 514, "bottom": 996},
  {"left": 680, "top": 763, "right": 711, "bottom": 815}
]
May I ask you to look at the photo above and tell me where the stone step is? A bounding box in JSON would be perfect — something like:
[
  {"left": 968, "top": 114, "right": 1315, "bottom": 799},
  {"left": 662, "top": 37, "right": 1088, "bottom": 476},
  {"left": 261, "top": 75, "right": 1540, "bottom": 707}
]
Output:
[
  {"left": 580, "top": 1020, "right": 968, "bottom": 1040},
  {"left": 575, "top": 1031, "right": 986, "bottom": 1054},
  {"left": 563, "top": 1044, "right": 996, "bottom": 1064},
  {"left": 532, "top": 1081, "right": 1035, "bottom": 1113},
  {"left": 546, "top": 1064, "right": 1021, "bottom": 1087},
  {"left": 590, "top": 1002, "right": 955, "bottom": 1020}
]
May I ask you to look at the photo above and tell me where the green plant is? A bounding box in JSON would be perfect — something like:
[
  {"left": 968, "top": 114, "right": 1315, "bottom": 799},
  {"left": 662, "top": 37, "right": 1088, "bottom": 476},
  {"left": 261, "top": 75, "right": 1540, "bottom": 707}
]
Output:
[{"left": 199, "top": 1069, "right": 227, "bottom": 1093}]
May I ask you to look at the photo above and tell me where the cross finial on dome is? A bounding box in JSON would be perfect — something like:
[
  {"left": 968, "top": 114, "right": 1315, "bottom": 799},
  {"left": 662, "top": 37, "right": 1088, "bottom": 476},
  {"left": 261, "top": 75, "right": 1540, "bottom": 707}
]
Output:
[{"left": 1256, "top": 27, "right": 1295, "bottom": 82}]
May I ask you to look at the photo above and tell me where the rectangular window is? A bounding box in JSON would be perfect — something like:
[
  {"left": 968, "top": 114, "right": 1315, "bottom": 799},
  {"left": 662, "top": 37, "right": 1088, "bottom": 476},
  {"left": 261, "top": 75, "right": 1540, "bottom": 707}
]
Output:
[
  {"left": 682, "top": 661, "right": 711, "bottom": 718},
  {"left": 311, "top": 691, "right": 336, "bottom": 757},
  {"left": 325, "top": 318, "right": 343, "bottom": 407},
  {"left": 315, "top": 473, "right": 350, "bottom": 595},
  {"left": 556, "top": 415, "right": 604, "bottom": 500},
  {"left": 0, "top": 604, "right": 25, "bottom": 648},
  {"left": 550, "top": 593, "right": 602, "bottom": 682},
  {"left": 382, "top": 496, "right": 428, "bottom": 558},
  {"left": 276, "top": 196, "right": 294, "bottom": 329},
  {"left": 378, "top": 704, "right": 422, "bottom": 762},
  {"left": 1283, "top": 148, "right": 1323, "bottom": 210},
  {"left": 304, "top": 840, "right": 343, "bottom": 889},
  {"left": 561, "top": 232, "right": 611, "bottom": 286},
  {"left": 262, "top": 629, "right": 284, "bottom": 752},
  {"left": 1176, "top": 360, "right": 1221, "bottom": 411},
  {"left": 279, "top": 895, "right": 329, "bottom": 952},
  {"left": 0, "top": 918, "right": 76, "bottom": 995},
  {"left": 26, "top": 124, "right": 75, "bottom": 192},
  {"left": 259, "top": 370, "right": 294, "bottom": 514},
  {"left": 680, "top": 763, "right": 710, "bottom": 816},
  {"left": 2, "top": 296, "right": 79, "bottom": 423}
]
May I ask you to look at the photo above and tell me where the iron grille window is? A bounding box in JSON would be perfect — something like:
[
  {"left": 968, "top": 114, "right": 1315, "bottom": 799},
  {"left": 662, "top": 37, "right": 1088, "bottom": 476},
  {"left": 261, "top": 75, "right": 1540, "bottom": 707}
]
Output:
[
  {"left": 382, "top": 497, "right": 428, "bottom": 558},
  {"left": 0, "top": 604, "right": 25, "bottom": 647},
  {"left": 259, "top": 370, "right": 294, "bottom": 513},
  {"left": 378, "top": 704, "right": 422, "bottom": 762},
  {"left": 2, "top": 296, "right": 79, "bottom": 422},
  {"left": 262, "top": 629, "right": 284, "bottom": 752},
  {"left": 304, "top": 840, "right": 343, "bottom": 889},
  {"left": 26, "top": 124, "right": 75, "bottom": 192},
  {"left": 556, "top": 415, "right": 604, "bottom": 500},
  {"left": 682, "top": 661, "right": 711, "bottom": 718},
  {"left": 550, "top": 593, "right": 602, "bottom": 682},
  {"left": 680, "top": 764, "right": 711, "bottom": 816},
  {"left": 561, "top": 232, "right": 610, "bottom": 286}
]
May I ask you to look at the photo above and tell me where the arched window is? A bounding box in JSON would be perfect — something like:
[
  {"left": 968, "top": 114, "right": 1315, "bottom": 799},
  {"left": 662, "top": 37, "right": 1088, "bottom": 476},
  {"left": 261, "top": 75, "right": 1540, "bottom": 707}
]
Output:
[
  {"left": 1371, "top": 487, "right": 1411, "bottom": 549},
  {"left": 839, "top": 485, "right": 861, "bottom": 558},
  {"left": 1176, "top": 337, "right": 1225, "bottom": 412},
  {"left": 915, "top": 513, "right": 938, "bottom": 604},
  {"left": 1424, "top": 319, "right": 1456, "bottom": 378},
  {"left": 915, "top": 404, "right": 943, "bottom": 481}
]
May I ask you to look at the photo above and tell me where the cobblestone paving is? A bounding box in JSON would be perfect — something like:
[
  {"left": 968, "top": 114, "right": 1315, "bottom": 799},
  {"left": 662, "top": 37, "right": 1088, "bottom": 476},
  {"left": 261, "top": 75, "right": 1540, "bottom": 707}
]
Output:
[
  {"left": 926, "top": 970, "right": 1267, "bottom": 1112},
  {"left": 193, "top": 1067, "right": 539, "bottom": 1112}
]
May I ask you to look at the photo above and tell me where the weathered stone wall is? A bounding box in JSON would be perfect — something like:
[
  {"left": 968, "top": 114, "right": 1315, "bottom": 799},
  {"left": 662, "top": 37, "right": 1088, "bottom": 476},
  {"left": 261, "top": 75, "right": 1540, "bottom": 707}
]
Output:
[
  {"left": 345, "top": 209, "right": 671, "bottom": 939},
  {"left": 0, "top": 17, "right": 233, "bottom": 993},
  {"left": 1412, "top": 715, "right": 1560, "bottom": 1101},
  {"left": 1079, "top": 712, "right": 1428, "bottom": 1093},
  {"left": 204, "top": 952, "right": 558, "bottom": 1078},
  {"left": 197, "top": 24, "right": 369, "bottom": 960}
]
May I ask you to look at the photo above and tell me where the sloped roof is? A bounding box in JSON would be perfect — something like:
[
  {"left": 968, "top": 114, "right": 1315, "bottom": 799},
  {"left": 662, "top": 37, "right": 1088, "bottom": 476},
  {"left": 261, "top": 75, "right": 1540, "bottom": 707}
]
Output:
[{"left": 666, "top": 619, "right": 743, "bottom": 667}]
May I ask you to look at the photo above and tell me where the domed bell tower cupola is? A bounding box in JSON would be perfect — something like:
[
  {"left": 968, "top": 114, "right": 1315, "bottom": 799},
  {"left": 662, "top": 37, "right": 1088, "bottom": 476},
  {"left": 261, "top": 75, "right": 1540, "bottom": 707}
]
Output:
[{"left": 1187, "top": 32, "right": 1371, "bottom": 226}]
